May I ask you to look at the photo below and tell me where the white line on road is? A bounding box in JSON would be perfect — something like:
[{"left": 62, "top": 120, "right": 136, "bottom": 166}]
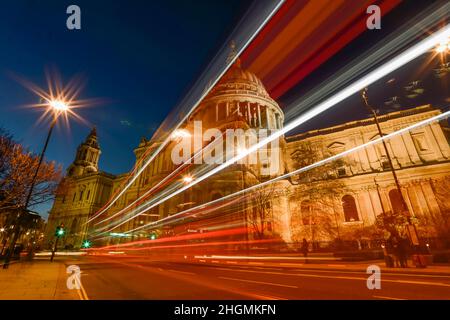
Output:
[
  {"left": 373, "top": 295, "right": 406, "bottom": 300},
  {"left": 210, "top": 263, "right": 450, "bottom": 279},
  {"left": 212, "top": 267, "right": 450, "bottom": 287},
  {"left": 76, "top": 277, "right": 89, "bottom": 300},
  {"left": 196, "top": 255, "right": 341, "bottom": 261},
  {"left": 251, "top": 294, "right": 289, "bottom": 300},
  {"left": 218, "top": 276, "right": 299, "bottom": 288},
  {"left": 167, "top": 269, "right": 196, "bottom": 275}
]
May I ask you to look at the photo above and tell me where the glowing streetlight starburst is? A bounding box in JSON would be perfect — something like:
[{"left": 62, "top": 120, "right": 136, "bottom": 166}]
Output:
[
  {"left": 48, "top": 99, "right": 69, "bottom": 112},
  {"left": 182, "top": 176, "right": 194, "bottom": 184},
  {"left": 11, "top": 68, "right": 102, "bottom": 130},
  {"left": 436, "top": 38, "right": 450, "bottom": 53}
]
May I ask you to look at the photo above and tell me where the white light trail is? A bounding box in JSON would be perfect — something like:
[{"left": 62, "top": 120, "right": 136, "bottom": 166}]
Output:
[
  {"left": 86, "top": 0, "right": 286, "bottom": 223},
  {"left": 94, "top": 24, "right": 450, "bottom": 235},
  {"left": 123, "top": 107, "right": 450, "bottom": 235},
  {"left": 92, "top": 129, "right": 227, "bottom": 226}
]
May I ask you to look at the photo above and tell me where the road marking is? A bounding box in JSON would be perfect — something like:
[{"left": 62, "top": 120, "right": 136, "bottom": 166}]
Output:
[
  {"left": 167, "top": 269, "right": 196, "bottom": 275},
  {"left": 251, "top": 293, "right": 289, "bottom": 300},
  {"left": 328, "top": 264, "right": 347, "bottom": 267},
  {"left": 381, "top": 272, "right": 450, "bottom": 279},
  {"left": 392, "top": 279, "right": 450, "bottom": 287},
  {"left": 226, "top": 261, "right": 238, "bottom": 264},
  {"left": 76, "top": 289, "right": 84, "bottom": 300},
  {"left": 212, "top": 263, "right": 450, "bottom": 279},
  {"left": 213, "top": 267, "right": 450, "bottom": 287},
  {"left": 248, "top": 262, "right": 264, "bottom": 265},
  {"left": 76, "top": 277, "right": 89, "bottom": 300},
  {"left": 218, "top": 276, "right": 299, "bottom": 288},
  {"left": 194, "top": 259, "right": 450, "bottom": 279},
  {"left": 211, "top": 260, "right": 219, "bottom": 263},
  {"left": 196, "top": 255, "right": 342, "bottom": 261},
  {"left": 373, "top": 295, "right": 406, "bottom": 300}
]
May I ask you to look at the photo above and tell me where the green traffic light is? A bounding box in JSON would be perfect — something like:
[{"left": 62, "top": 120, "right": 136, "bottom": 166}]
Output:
[
  {"left": 150, "top": 234, "right": 156, "bottom": 240},
  {"left": 57, "top": 228, "right": 65, "bottom": 236},
  {"left": 82, "top": 240, "right": 91, "bottom": 248}
]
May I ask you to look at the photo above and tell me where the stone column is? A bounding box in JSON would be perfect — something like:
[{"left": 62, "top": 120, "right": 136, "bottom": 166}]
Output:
[
  {"left": 391, "top": 133, "right": 413, "bottom": 166},
  {"left": 266, "top": 106, "right": 271, "bottom": 129},
  {"left": 401, "top": 132, "right": 421, "bottom": 164},
  {"left": 424, "top": 125, "right": 446, "bottom": 161},
  {"left": 355, "top": 134, "right": 371, "bottom": 171},
  {"left": 430, "top": 122, "right": 450, "bottom": 158},
  {"left": 420, "top": 181, "right": 442, "bottom": 217},
  {"left": 215, "top": 103, "right": 219, "bottom": 122},
  {"left": 257, "top": 104, "right": 262, "bottom": 128}
]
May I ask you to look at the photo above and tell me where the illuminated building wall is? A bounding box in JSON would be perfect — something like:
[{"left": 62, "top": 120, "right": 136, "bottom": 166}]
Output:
[{"left": 46, "top": 62, "right": 450, "bottom": 249}]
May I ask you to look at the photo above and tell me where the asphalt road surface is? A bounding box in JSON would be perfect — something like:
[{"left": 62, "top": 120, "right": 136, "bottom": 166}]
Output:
[{"left": 63, "top": 255, "right": 450, "bottom": 300}]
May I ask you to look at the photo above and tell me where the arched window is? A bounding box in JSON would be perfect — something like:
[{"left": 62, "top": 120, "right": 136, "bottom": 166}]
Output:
[
  {"left": 342, "top": 195, "right": 359, "bottom": 222},
  {"left": 301, "top": 200, "right": 312, "bottom": 225},
  {"left": 389, "top": 189, "right": 404, "bottom": 214}
]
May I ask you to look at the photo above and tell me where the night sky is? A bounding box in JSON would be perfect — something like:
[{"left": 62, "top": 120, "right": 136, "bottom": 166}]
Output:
[
  {"left": 0, "top": 0, "right": 250, "bottom": 176},
  {"left": 1, "top": 1, "right": 448, "bottom": 218}
]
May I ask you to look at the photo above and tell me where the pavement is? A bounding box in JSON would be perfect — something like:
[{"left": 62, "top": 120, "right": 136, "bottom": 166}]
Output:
[
  {"left": 1, "top": 254, "right": 449, "bottom": 300},
  {"left": 0, "top": 258, "right": 83, "bottom": 300}
]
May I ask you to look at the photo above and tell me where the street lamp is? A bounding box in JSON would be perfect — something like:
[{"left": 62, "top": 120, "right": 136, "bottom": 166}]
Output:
[
  {"left": 2, "top": 99, "right": 70, "bottom": 269},
  {"left": 49, "top": 99, "right": 69, "bottom": 112},
  {"left": 182, "top": 176, "right": 194, "bottom": 184},
  {"left": 435, "top": 38, "right": 450, "bottom": 53},
  {"left": 361, "top": 88, "right": 420, "bottom": 249}
]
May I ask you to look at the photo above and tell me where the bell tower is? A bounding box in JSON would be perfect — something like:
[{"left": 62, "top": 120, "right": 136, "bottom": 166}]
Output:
[{"left": 67, "top": 127, "right": 101, "bottom": 177}]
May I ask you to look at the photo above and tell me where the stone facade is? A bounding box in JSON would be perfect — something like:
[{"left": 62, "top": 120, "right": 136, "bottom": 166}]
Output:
[
  {"left": 285, "top": 106, "right": 450, "bottom": 244},
  {"left": 46, "top": 60, "right": 450, "bottom": 249},
  {"left": 45, "top": 129, "right": 114, "bottom": 249}
]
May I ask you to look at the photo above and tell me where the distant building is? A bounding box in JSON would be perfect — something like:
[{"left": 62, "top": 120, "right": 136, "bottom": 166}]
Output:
[{"left": 46, "top": 59, "right": 450, "bottom": 249}]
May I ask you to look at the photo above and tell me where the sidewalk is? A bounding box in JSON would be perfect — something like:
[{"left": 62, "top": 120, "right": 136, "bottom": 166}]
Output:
[{"left": 0, "top": 259, "right": 81, "bottom": 300}]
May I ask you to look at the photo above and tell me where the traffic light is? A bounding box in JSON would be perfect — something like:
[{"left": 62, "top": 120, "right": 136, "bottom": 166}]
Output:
[
  {"left": 55, "top": 224, "right": 65, "bottom": 237},
  {"left": 82, "top": 240, "right": 91, "bottom": 248},
  {"left": 149, "top": 233, "right": 157, "bottom": 240}
]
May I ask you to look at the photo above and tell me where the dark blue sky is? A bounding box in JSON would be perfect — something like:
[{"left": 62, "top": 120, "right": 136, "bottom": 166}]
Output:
[{"left": 0, "top": 0, "right": 250, "bottom": 176}]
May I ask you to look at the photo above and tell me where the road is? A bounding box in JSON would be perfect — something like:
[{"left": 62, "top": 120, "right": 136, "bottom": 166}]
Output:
[{"left": 63, "top": 255, "right": 450, "bottom": 300}]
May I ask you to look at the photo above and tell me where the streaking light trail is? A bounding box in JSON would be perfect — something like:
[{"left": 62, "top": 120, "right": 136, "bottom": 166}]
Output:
[
  {"left": 86, "top": 0, "right": 286, "bottom": 223},
  {"left": 92, "top": 24, "right": 450, "bottom": 236},
  {"left": 121, "top": 107, "right": 450, "bottom": 236}
]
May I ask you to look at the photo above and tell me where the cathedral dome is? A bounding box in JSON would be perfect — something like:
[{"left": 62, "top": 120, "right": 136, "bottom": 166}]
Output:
[{"left": 206, "top": 59, "right": 272, "bottom": 101}]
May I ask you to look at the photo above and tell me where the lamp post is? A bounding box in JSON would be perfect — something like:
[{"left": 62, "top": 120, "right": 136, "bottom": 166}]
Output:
[
  {"left": 435, "top": 38, "right": 450, "bottom": 78},
  {"left": 2, "top": 100, "right": 69, "bottom": 269},
  {"left": 361, "top": 88, "right": 420, "bottom": 249}
]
